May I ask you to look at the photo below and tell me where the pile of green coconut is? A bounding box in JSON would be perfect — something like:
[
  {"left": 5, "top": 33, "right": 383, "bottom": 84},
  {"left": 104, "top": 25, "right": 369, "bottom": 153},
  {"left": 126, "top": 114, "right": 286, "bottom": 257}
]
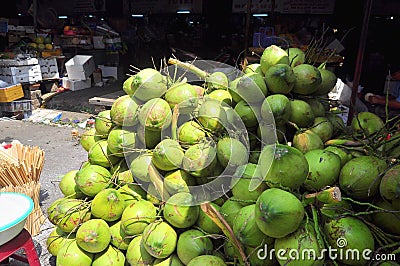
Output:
[{"left": 46, "top": 45, "right": 400, "bottom": 266}]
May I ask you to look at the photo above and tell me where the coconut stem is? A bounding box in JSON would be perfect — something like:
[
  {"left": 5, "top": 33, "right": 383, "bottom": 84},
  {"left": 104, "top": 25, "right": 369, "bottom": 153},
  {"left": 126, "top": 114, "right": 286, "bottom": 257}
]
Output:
[
  {"left": 168, "top": 58, "right": 208, "bottom": 79},
  {"left": 200, "top": 202, "right": 249, "bottom": 266},
  {"left": 311, "top": 204, "right": 325, "bottom": 250}
]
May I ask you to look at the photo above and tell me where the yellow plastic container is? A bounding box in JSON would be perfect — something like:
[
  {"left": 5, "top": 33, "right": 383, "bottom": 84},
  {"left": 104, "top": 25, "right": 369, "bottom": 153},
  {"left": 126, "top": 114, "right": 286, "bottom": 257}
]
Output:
[{"left": 0, "top": 84, "right": 24, "bottom": 102}]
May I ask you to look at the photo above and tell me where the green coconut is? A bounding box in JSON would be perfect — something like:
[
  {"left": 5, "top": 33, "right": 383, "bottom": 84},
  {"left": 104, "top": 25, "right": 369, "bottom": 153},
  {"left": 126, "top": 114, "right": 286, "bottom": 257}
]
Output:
[
  {"left": 255, "top": 188, "right": 305, "bottom": 238},
  {"left": 233, "top": 204, "right": 267, "bottom": 247},
  {"left": 264, "top": 63, "right": 296, "bottom": 94},
  {"left": 177, "top": 229, "right": 213, "bottom": 265},
  {"left": 121, "top": 199, "right": 157, "bottom": 235},
  {"left": 243, "top": 63, "right": 263, "bottom": 75},
  {"left": 313, "top": 68, "right": 337, "bottom": 96},
  {"left": 75, "top": 164, "right": 112, "bottom": 197},
  {"left": 310, "top": 116, "right": 333, "bottom": 142},
  {"left": 187, "top": 255, "right": 227, "bottom": 266},
  {"left": 205, "top": 71, "right": 229, "bottom": 91},
  {"left": 152, "top": 139, "right": 184, "bottom": 171},
  {"left": 117, "top": 183, "right": 146, "bottom": 208},
  {"left": 177, "top": 121, "right": 206, "bottom": 146},
  {"left": 305, "top": 98, "right": 326, "bottom": 117},
  {"left": 259, "top": 144, "right": 309, "bottom": 190},
  {"left": 289, "top": 99, "right": 315, "bottom": 128},
  {"left": 107, "top": 127, "right": 136, "bottom": 157},
  {"left": 164, "top": 169, "right": 196, "bottom": 194},
  {"left": 380, "top": 164, "right": 400, "bottom": 206},
  {"left": 262, "top": 94, "right": 292, "bottom": 126},
  {"left": 371, "top": 199, "right": 400, "bottom": 235},
  {"left": 339, "top": 155, "right": 387, "bottom": 199},
  {"left": 231, "top": 163, "right": 266, "bottom": 205},
  {"left": 137, "top": 125, "right": 162, "bottom": 149},
  {"left": 287, "top": 47, "right": 305, "bottom": 67},
  {"left": 303, "top": 149, "right": 341, "bottom": 191},
  {"left": 274, "top": 222, "right": 324, "bottom": 266},
  {"left": 326, "top": 113, "right": 346, "bottom": 137},
  {"left": 138, "top": 97, "right": 172, "bottom": 131},
  {"left": 154, "top": 254, "right": 184, "bottom": 266},
  {"left": 351, "top": 111, "right": 385, "bottom": 136},
  {"left": 76, "top": 219, "right": 111, "bottom": 253},
  {"left": 292, "top": 64, "right": 322, "bottom": 95},
  {"left": 95, "top": 110, "right": 114, "bottom": 138},
  {"left": 182, "top": 142, "right": 218, "bottom": 178},
  {"left": 88, "top": 139, "right": 120, "bottom": 168},
  {"left": 324, "top": 146, "right": 353, "bottom": 168},
  {"left": 324, "top": 217, "right": 374, "bottom": 265},
  {"left": 90, "top": 188, "right": 125, "bottom": 222},
  {"left": 198, "top": 99, "right": 227, "bottom": 133},
  {"left": 49, "top": 198, "right": 91, "bottom": 233},
  {"left": 59, "top": 170, "right": 84, "bottom": 198},
  {"left": 109, "top": 220, "right": 131, "bottom": 250},
  {"left": 260, "top": 45, "right": 290, "bottom": 74},
  {"left": 233, "top": 100, "right": 260, "bottom": 128},
  {"left": 165, "top": 82, "right": 198, "bottom": 112},
  {"left": 56, "top": 240, "right": 93, "bottom": 266},
  {"left": 110, "top": 94, "right": 139, "bottom": 126},
  {"left": 207, "top": 89, "right": 233, "bottom": 106},
  {"left": 130, "top": 153, "right": 153, "bottom": 182},
  {"left": 142, "top": 221, "right": 178, "bottom": 259},
  {"left": 80, "top": 127, "right": 102, "bottom": 152},
  {"left": 124, "top": 68, "right": 167, "bottom": 102},
  {"left": 196, "top": 202, "right": 222, "bottom": 234},
  {"left": 220, "top": 198, "right": 243, "bottom": 228},
  {"left": 163, "top": 192, "right": 199, "bottom": 228},
  {"left": 126, "top": 235, "right": 155, "bottom": 265},
  {"left": 293, "top": 129, "right": 324, "bottom": 154},
  {"left": 46, "top": 227, "right": 75, "bottom": 256},
  {"left": 232, "top": 72, "right": 267, "bottom": 104},
  {"left": 146, "top": 183, "right": 163, "bottom": 205},
  {"left": 92, "top": 245, "right": 126, "bottom": 266},
  {"left": 216, "top": 137, "right": 248, "bottom": 168}
]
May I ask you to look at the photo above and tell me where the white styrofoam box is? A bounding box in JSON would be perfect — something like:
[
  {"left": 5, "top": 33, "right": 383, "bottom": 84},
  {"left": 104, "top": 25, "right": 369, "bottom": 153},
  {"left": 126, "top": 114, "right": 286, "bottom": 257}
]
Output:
[
  {"left": 0, "top": 64, "right": 42, "bottom": 84},
  {"left": 1, "top": 73, "right": 42, "bottom": 85},
  {"left": 38, "top": 58, "right": 59, "bottom": 79},
  {"left": 65, "top": 55, "right": 95, "bottom": 80},
  {"left": 1, "top": 65, "right": 41, "bottom": 76},
  {"left": 62, "top": 77, "right": 92, "bottom": 91},
  {"left": 0, "top": 58, "right": 38, "bottom": 66},
  {"left": 41, "top": 70, "right": 60, "bottom": 79},
  {"left": 38, "top": 58, "right": 57, "bottom": 68},
  {"left": 98, "top": 65, "right": 120, "bottom": 80}
]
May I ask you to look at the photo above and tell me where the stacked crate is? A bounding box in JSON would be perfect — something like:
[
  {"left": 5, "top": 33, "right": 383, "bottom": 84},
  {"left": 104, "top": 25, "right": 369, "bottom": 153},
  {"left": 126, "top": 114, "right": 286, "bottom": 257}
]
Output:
[{"left": 0, "top": 58, "right": 42, "bottom": 84}]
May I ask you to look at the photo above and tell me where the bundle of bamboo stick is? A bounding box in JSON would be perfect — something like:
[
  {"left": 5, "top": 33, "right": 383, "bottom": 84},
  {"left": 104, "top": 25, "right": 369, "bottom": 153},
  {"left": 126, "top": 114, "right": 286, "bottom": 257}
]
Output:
[
  {"left": 0, "top": 142, "right": 45, "bottom": 236},
  {"left": 0, "top": 143, "right": 44, "bottom": 187}
]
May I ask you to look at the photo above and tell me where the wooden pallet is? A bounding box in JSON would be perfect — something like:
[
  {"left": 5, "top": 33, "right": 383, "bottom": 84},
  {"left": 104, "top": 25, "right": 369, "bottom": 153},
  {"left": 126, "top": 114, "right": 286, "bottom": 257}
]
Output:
[{"left": 88, "top": 90, "right": 125, "bottom": 107}]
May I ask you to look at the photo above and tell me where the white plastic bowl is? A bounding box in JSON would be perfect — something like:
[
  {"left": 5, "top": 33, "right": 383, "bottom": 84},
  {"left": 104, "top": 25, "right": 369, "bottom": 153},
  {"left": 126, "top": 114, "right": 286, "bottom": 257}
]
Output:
[{"left": 0, "top": 192, "right": 34, "bottom": 246}]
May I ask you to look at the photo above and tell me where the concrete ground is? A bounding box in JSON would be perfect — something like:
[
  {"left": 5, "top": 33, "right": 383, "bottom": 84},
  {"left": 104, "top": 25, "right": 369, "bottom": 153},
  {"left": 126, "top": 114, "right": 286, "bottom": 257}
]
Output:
[{"left": 0, "top": 111, "right": 91, "bottom": 266}]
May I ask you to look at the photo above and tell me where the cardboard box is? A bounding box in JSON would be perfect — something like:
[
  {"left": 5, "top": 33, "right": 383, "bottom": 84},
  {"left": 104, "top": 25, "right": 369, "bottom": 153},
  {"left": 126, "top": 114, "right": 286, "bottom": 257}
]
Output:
[
  {"left": 62, "top": 77, "right": 92, "bottom": 91},
  {"left": 0, "top": 84, "right": 24, "bottom": 102},
  {"left": 65, "top": 55, "right": 95, "bottom": 80}
]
